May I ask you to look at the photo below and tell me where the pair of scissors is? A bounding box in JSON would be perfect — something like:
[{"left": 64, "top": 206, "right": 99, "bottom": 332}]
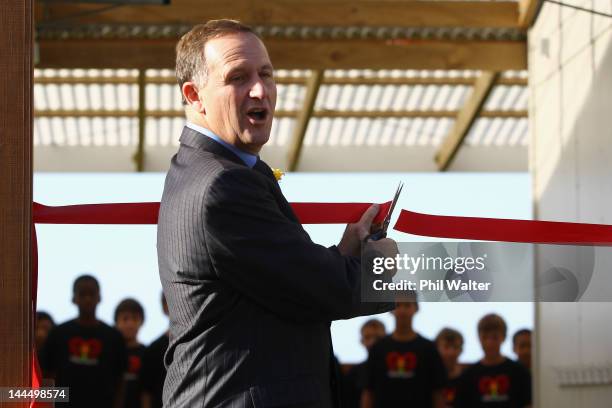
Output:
[{"left": 366, "top": 182, "right": 404, "bottom": 241}]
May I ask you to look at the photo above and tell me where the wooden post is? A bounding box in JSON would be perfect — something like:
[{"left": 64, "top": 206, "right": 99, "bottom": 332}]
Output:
[{"left": 0, "top": 0, "right": 34, "bottom": 403}]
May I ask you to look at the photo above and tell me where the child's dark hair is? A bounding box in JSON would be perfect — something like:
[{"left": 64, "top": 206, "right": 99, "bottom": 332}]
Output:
[
  {"left": 436, "top": 327, "right": 464, "bottom": 346},
  {"left": 114, "top": 298, "right": 145, "bottom": 322},
  {"left": 361, "top": 318, "right": 385, "bottom": 333},
  {"left": 72, "top": 274, "right": 100, "bottom": 294},
  {"left": 478, "top": 313, "right": 507, "bottom": 337},
  {"left": 36, "top": 311, "right": 55, "bottom": 325},
  {"left": 512, "top": 328, "right": 532, "bottom": 345}
]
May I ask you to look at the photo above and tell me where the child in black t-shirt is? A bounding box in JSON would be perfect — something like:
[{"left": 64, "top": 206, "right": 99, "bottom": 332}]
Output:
[
  {"left": 115, "top": 298, "right": 146, "bottom": 408},
  {"left": 363, "top": 300, "right": 447, "bottom": 408},
  {"left": 512, "top": 329, "right": 531, "bottom": 371},
  {"left": 140, "top": 293, "right": 170, "bottom": 408},
  {"left": 40, "top": 274, "right": 128, "bottom": 408},
  {"left": 36, "top": 311, "right": 55, "bottom": 355},
  {"left": 342, "top": 319, "right": 386, "bottom": 408},
  {"left": 455, "top": 314, "right": 531, "bottom": 408},
  {"left": 435, "top": 327, "right": 465, "bottom": 408}
]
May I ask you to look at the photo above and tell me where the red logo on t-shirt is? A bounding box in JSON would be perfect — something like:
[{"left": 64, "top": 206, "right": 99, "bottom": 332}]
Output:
[
  {"left": 124, "top": 354, "right": 142, "bottom": 381},
  {"left": 443, "top": 386, "right": 456, "bottom": 404},
  {"left": 68, "top": 337, "right": 103, "bottom": 365},
  {"left": 385, "top": 351, "right": 417, "bottom": 378},
  {"left": 478, "top": 374, "right": 510, "bottom": 402},
  {"left": 128, "top": 355, "right": 141, "bottom": 374}
]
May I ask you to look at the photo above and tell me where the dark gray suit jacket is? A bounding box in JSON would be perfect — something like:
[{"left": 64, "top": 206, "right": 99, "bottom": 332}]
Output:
[{"left": 157, "top": 126, "right": 392, "bottom": 408}]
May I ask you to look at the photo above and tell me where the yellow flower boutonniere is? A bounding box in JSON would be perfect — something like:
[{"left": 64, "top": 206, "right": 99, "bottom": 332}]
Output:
[{"left": 272, "top": 168, "right": 284, "bottom": 181}]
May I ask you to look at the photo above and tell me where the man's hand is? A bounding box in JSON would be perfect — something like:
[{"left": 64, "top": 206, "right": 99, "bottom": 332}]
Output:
[
  {"left": 337, "top": 204, "right": 399, "bottom": 260},
  {"left": 338, "top": 204, "right": 381, "bottom": 257},
  {"left": 365, "top": 237, "right": 399, "bottom": 272}
]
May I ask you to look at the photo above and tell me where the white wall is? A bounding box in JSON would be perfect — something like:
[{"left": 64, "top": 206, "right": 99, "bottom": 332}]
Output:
[{"left": 529, "top": 0, "right": 612, "bottom": 406}]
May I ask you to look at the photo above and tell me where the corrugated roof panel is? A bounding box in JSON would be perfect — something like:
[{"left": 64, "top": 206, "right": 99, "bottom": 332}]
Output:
[
  {"left": 518, "top": 118, "right": 529, "bottom": 146},
  {"left": 280, "top": 83, "right": 304, "bottom": 111},
  {"left": 494, "top": 117, "right": 514, "bottom": 146},
  {"left": 483, "top": 118, "right": 505, "bottom": 146},
  {"left": 465, "top": 118, "right": 487, "bottom": 145},
  {"left": 406, "top": 85, "right": 425, "bottom": 110},
  {"left": 317, "top": 118, "right": 332, "bottom": 146},
  {"left": 269, "top": 116, "right": 292, "bottom": 146},
  {"left": 33, "top": 68, "right": 529, "bottom": 151}
]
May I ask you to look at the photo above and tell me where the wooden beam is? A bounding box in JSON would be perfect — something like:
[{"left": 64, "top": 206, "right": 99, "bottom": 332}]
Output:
[
  {"left": 34, "top": 144, "right": 529, "bottom": 173},
  {"left": 38, "top": 0, "right": 520, "bottom": 28},
  {"left": 1, "top": 0, "right": 33, "bottom": 393},
  {"left": 308, "top": 110, "right": 526, "bottom": 119},
  {"left": 34, "top": 75, "right": 528, "bottom": 87},
  {"left": 435, "top": 71, "right": 500, "bottom": 171},
  {"left": 287, "top": 70, "right": 323, "bottom": 172},
  {"left": 37, "top": 38, "right": 527, "bottom": 71},
  {"left": 133, "top": 69, "right": 146, "bottom": 172},
  {"left": 518, "top": 0, "right": 541, "bottom": 29},
  {"left": 34, "top": 109, "right": 527, "bottom": 119}
]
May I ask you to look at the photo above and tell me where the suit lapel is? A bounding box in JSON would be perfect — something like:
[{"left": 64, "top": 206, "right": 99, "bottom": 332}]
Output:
[{"left": 254, "top": 159, "right": 300, "bottom": 224}]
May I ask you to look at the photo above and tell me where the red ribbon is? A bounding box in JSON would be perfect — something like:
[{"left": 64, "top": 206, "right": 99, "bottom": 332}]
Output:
[
  {"left": 29, "top": 200, "right": 389, "bottom": 406},
  {"left": 32, "top": 201, "right": 391, "bottom": 225},
  {"left": 393, "top": 209, "right": 612, "bottom": 245},
  {"left": 29, "top": 200, "right": 612, "bottom": 406}
]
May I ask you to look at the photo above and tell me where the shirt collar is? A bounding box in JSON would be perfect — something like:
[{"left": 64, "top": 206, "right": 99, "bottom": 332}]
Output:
[{"left": 185, "top": 122, "right": 258, "bottom": 168}]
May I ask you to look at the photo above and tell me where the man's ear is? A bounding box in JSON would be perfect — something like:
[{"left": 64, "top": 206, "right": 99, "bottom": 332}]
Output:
[{"left": 182, "top": 81, "right": 205, "bottom": 114}]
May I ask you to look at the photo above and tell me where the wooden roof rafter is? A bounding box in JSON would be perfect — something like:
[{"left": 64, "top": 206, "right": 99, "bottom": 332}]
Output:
[{"left": 36, "top": 0, "right": 522, "bottom": 28}]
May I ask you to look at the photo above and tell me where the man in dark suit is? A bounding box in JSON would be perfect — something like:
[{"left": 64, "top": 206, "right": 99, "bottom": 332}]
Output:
[{"left": 157, "top": 19, "right": 397, "bottom": 408}]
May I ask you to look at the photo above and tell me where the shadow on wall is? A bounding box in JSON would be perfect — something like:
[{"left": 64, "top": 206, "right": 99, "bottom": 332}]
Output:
[{"left": 535, "top": 28, "right": 612, "bottom": 302}]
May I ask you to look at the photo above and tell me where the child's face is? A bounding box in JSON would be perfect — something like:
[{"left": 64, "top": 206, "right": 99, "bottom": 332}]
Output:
[
  {"left": 513, "top": 333, "right": 531, "bottom": 365},
  {"left": 479, "top": 330, "right": 505, "bottom": 356},
  {"left": 35, "top": 318, "right": 53, "bottom": 349},
  {"left": 393, "top": 302, "right": 418, "bottom": 323},
  {"left": 437, "top": 339, "right": 462, "bottom": 367},
  {"left": 361, "top": 325, "right": 386, "bottom": 350},
  {"left": 115, "top": 312, "right": 143, "bottom": 342},
  {"left": 72, "top": 281, "right": 100, "bottom": 315}
]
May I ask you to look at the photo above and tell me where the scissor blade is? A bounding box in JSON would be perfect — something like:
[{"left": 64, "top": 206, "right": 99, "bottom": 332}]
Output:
[{"left": 382, "top": 182, "right": 404, "bottom": 232}]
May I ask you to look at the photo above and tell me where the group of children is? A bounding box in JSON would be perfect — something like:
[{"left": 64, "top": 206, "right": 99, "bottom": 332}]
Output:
[
  {"left": 341, "top": 301, "right": 532, "bottom": 408},
  {"left": 36, "top": 275, "right": 532, "bottom": 408},
  {"left": 36, "top": 275, "right": 169, "bottom": 408}
]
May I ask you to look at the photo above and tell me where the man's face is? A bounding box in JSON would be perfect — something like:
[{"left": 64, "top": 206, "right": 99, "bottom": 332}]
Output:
[
  {"left": 479, "top": 331, "right": 505, "bottom": 356},
  {"left": 197, "top": 32, "right": 277, "bottom": 154},
  {"left": 116, "top": 312, "right": 143, "bottom": 342},
  {"left": 361, "top": 325, "right": 386, "bottom": 350},
  {"left": 513, "top": 332, "right": 531, "bottom": 367},
  {"left": 437, "top": 340, "right": 462, "bottom": 367},
  {"left": 72, "top": 280, "right": 100, "bottom": 315}
]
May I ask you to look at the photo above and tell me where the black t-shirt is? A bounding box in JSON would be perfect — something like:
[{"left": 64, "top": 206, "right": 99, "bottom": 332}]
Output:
[
  {"left": 123, "top": 344, "right": 146, "bottom": 408},
  {"left": 366, "top": 334, "right": 447, "bottom": 408},
  {"left": 342, "top": 362, "right": 368, "bottom": 408},
  {"left": 40, "top": 319, "right": 128, "bottom": 408},
  {"left": 442, "top": 373, "right": 462, "bottom": 408},
  {"left": 140, "top": 333, "right": 169, "bottom": 408},
  {"left": 454, "top": 358, "right": 531, "bottom": 408}
]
